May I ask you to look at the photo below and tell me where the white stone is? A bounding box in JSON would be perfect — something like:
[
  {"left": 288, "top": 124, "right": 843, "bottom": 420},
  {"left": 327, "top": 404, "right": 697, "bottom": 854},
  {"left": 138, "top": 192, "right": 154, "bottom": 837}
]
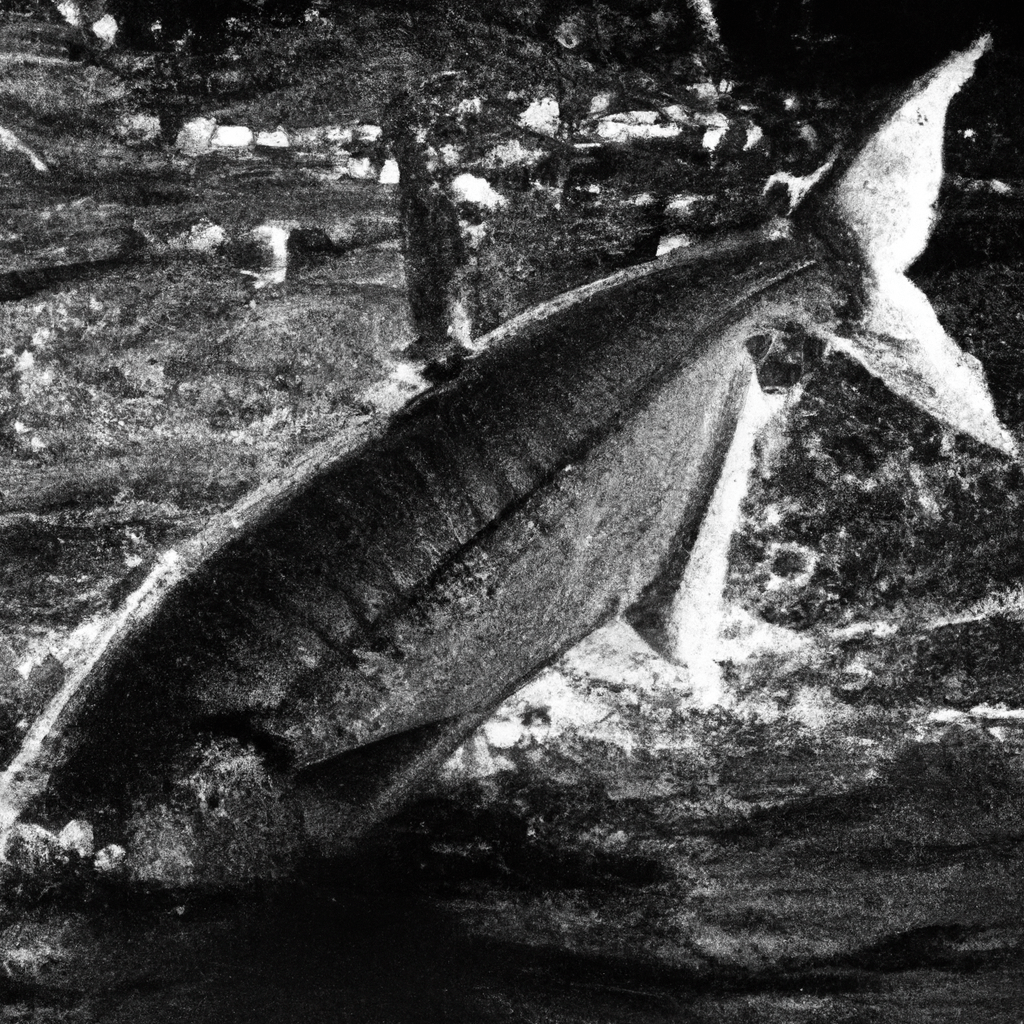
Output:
[
  {"left": 117, "top": 113, "right": 161, "bottom": 143},
  {"left": 596, "top": 120, "right": 681, "bottom": 143},
  {"left": 518, "top": 96, "right": 560, "bottom": 137},
  {"left": 94, "top": 844, "right": 127, "bottom": 873},
  {"left": 455, "top": 96, "right": 483, "bottom": 116},
  {"left": 482, "top": 139, "right": 540, "bottom": 169},
  {"left": 211, "top": 125, "right": 254, "bottom": 149},
  {"left": 744, "top": 124, "right": 764, "bottom": 150},
  {"left": 483, "top": 719, "right": 527, "bottom": 748},
  {"left": 172, "top": 220, "right": 227, "bottom": 253},
  {"left": 92, "top": 13, "right": 118, "bottom": 47},
  {"left": 255, "top": 127, "right": 289, "bottom": 149},
  {"left": 665, "top": 193, "right": 704, "bottom": 218},
  {"left": 798, "top": 123, "right": 819, "bottom": 148},
  {"left": 662, "top": 104, "right": 696, "bottom": 124},
  {"left": 589, "top": 92, "right": 615, "bottom": 116},
  {"left": 450, "top": 173, "right": 506, "bottom": 210},
  {"left": 290, "top": 127, "right": 324, "bottom": 148},
  {"left": 324, "top": 125, "right": 354, "bottom": 146},
  {"left": 702, "top": 125, "right": 728, "bottom": 151},
  {"left": 685, "top": 81, "right": 719, "bottom": 105},
  {"left": 378, "top": 158, "right": 400, "bottom": 184},
  {"left": 657, "top": 234, "right": 693, "bottom": 256},
  {"left": 58, "top": 819, "right": 94, "bottom": 858},
  {"left": 176, "top": 117, "right": 216, "bottom": 156},
  {"left": 354, "top": 123, "right": 383, "bottom": 144},
  {"left": 604, "top": 110, "right": 659, "bottom": 125},
  {"left": 345, "top": 156, "right": 376, "bottom": 179},
  {"left": 56, "top": 0, "right": 81, "bottom": 27}
]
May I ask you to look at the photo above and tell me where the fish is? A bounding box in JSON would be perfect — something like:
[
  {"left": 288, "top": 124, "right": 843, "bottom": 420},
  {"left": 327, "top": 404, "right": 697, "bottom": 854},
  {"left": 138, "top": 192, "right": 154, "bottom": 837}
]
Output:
[{"left": 0, "top": 35, "right": 1012, "bottom": 874}]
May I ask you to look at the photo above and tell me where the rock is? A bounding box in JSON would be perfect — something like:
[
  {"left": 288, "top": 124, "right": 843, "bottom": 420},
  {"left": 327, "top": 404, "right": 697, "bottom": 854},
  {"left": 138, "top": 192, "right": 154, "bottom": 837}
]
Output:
[
  {"left": 289, "top": 127, "right": 324, "bottom": 149},
  {"left": 94, "top": 843, "right": 127, "bottom": 873},
  {"left": 455, "top": 96, "right": 483, "bottom": 117},
  {"left": 210, "top": 125, "right": 254, "bottom": 149},
  {"left": 255, "top": 127, "right": 289, "bottom": 149},
  {"left": 684, "top": 81, "right": 720, "bottom": 107},
  {"left": 744, "top": 124, "right": 765, "bottom": 151},
  {"left": 662, "top": 104, "right": 696, "bottom": 124},
  {"left": 324, "top": 126, "right": 354, "bottom": 147},
  {"left": 56, "top": 0, "right": 81, "bottom": 27},
  {"left": 116, "top": 112, "right": 161, "bottom": 143},
  {"left": 91, "top": 13, "right": 118, "bottom": 47},
  {"left": 555, "top": 15, "right": 584, "bottom": 49},
  {"left": 58, "top": 819, "right": 94, "bottom": 858},
  {"left": 665, "top": 193, "right": 706, "bottom": 221},
  {"left": 1, "top": 823, "right": 61, "bottom": 873},
  {"left": 240, "top": 223, "right": 290, "bottom": 288},
  {"left": 657, "top": 234, "right": 693, "bottom": 256},
  {"left": 603, "top": 110, "right": 660, "bottom": 125},
  {"left": 596, "top": 120, "right": 682, "bottom": 143},
  {"left": 450, "top": 173, "right": 505, "bottom": 210},
  {"left": 798, "top": 124, "right": 819, "bottom": 149},
  {"left": 481, "top": 139, "right": 541, "bottom": 169},
  {"left": 171, "top": 220, "right": 227, "bottom": 253},
  {"left": 518, "top": 97, "right": 560, "bottom": 137},
  {"left": 176, "top": 116, "right": 216, "bottom": 156},
  {"left": 353, "top": 124, "right": 383, "bottom": 144},
  {"left": 345, "top": 156, "right": 376, "bottom": 180},
  {"left": 701, "top": 113, "right": 730, "bottom": 151},
  {"left": 589, "top": 92, "right": 615, "bottom": 116},
  {"left": 378, "top": 158, "right": 400, "bottom": 184}
]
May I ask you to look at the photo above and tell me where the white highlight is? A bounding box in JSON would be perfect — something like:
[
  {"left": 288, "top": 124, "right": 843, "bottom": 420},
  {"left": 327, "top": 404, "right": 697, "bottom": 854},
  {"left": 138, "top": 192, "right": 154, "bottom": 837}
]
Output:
[
  {"left": 518, "top": 97, "right": 560, "bottom": 137},
  {"left": 450, "top": 173, "right": 506, "bottom": 210},
  {"left": 667, "top": 374, "right": 778, "bottom": 706}
]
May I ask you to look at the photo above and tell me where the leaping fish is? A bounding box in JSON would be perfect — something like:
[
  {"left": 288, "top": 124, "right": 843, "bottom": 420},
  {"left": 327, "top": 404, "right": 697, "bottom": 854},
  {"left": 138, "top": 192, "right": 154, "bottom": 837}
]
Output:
[{"left": 0, "top": 36, "right": 1012, "bottom": 878}]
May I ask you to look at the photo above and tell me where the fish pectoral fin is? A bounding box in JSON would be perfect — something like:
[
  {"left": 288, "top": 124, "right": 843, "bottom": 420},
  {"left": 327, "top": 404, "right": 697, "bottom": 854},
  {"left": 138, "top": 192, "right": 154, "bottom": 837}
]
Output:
[{"left": 293, "top": 697, "right": 507, "bottom": 848}]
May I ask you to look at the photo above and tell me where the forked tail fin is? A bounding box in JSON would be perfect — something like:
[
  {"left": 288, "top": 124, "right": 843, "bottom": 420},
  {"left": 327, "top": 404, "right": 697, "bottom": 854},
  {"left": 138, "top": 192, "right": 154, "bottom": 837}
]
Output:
[{"left": 799, "top": 34, "right": 1016, "bottom": 456}]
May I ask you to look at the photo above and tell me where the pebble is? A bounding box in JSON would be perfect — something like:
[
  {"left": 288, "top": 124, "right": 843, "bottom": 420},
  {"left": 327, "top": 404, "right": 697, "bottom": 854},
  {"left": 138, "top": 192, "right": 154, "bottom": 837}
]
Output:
[
  {"left": 92, "top": 13, "right": 118, "bottom": 47},
  {"left": 59, "top": 819, "right": 94, "bottom": 858},
  {"left": 176, "top": 117, "right": 216, "bottom": 156},
  {"left": 210, "top": 125, "right": 254, "bottom": 149},
  {"left": 255, "top": 128, "right": 289, "bottom": 149},
  {"left": 450, "top": 173, "right": 506, "bottom": 210},
  {"left": 345, "top": 156, "right": 376, "bottom": 180},
  {"left": 94, "top": 844, "right": 127, "bottom": 874},
  {"left": 378, "top": 158, "right": 400, "bottom": 184},
  {"left": 354, "top": 124, "right": 383, "bottom": 144},
  {"left": 519, "top": 97, "right": 560, "bottom": 137}
]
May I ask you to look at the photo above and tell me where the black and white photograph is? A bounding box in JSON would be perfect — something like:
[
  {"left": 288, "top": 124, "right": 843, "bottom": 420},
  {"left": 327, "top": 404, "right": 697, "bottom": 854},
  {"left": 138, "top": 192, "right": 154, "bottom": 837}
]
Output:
[{"left": 1, "top": 1, "right": 1022, "bottom": 1019}]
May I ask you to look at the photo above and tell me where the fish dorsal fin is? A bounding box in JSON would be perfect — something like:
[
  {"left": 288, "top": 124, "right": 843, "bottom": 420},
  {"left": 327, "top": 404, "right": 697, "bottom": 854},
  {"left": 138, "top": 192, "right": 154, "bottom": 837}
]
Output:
[{"left": 799, "top": 36, "right": 1016, "bottom": 456}]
